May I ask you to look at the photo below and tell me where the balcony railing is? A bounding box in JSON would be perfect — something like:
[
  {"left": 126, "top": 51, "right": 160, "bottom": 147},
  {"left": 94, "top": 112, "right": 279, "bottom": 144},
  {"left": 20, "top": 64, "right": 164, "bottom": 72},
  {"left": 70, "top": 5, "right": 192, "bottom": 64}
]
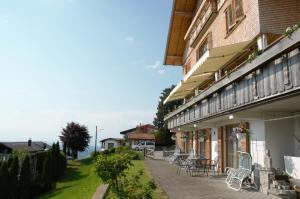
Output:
[
  {"left": 166, "top": 31, "right": 300, "bottom": 130},
  {"left": 185, "top": 0, "right": 217, "bottom": 47}
]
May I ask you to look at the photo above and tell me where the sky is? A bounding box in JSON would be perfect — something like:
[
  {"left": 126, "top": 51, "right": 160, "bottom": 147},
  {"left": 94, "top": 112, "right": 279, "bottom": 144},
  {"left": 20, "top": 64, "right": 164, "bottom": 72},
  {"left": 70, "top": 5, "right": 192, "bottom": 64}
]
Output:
[{"left": 0, "top": 0, "right": 182, "bottom": 144}]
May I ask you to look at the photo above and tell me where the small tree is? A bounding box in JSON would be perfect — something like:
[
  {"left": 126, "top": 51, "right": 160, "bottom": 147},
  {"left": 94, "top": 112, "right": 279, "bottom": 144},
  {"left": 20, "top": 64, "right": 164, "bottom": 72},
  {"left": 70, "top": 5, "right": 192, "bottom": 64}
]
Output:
[
  {"left": 59, "top": 122, "right": 91, "bottom": 159},
  {"left": 19, "top": 155, "right": 31, "bottom": 199},
  {"left": 0, "top": 161, "right": 10, "bottom": 199},
  {"left": 95, "top": 154, "right": 156, "bottom": 199}
]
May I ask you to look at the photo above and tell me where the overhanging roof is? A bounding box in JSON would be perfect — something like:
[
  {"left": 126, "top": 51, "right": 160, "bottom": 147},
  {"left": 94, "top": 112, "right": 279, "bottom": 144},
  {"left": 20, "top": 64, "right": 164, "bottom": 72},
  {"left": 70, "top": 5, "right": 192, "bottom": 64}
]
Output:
[
  {"left": 164, "top": 41, "right": 252, "bottom": 104},
  {"left": 164, "top": 0, "right": 197, "bottom": 66}
]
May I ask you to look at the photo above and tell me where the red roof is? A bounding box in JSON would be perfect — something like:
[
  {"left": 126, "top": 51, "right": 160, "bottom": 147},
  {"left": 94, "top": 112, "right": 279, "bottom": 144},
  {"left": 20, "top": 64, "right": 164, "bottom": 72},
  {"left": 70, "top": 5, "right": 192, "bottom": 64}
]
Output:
[{"left": 127, "top": 133, "right": 155, "bottom": 140}]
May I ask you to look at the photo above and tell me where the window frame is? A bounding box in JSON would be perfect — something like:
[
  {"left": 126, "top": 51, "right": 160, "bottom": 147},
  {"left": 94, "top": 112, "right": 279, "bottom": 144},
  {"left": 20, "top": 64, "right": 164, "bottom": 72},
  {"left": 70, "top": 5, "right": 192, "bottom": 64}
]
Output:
[{"left": 225, "top": 0, "right": 245, "bottom": 35}]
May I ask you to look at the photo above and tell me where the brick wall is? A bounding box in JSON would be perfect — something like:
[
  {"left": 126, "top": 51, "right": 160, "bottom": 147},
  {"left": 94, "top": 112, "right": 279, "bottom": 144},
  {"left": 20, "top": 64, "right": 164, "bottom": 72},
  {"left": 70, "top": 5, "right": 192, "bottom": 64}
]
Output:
[{"left": 259, "top": 0, "right": 300, "bottom": 35}]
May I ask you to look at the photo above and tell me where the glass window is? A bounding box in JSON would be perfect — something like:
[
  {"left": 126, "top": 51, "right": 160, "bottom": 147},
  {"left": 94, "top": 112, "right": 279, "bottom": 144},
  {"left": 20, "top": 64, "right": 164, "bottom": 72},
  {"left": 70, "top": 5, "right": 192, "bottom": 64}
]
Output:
[
  {"left": 235, "top": 0, "right": 244, "bottom": 20},
  {"left": 225, "top": 5, "right": 234, "bottom": 32}
]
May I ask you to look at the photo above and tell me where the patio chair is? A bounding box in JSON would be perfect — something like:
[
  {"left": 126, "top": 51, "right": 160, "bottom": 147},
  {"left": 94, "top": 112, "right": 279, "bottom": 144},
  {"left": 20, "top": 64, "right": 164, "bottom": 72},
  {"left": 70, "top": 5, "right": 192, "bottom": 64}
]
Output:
[
  {"left": 176, "top": 150, "right": 194, "bottom": 175},
  {"left": 189, "top": 158, "right": 209, "bottom": 177},
  {"left": 226, "top": 151, "right": 254, "bottom": 191},
  {"left": 167, "top": 146, "right": 181, "bottom": 164},
  {"left": 207, "top": 157, "right": 219, "bottom": 175}
]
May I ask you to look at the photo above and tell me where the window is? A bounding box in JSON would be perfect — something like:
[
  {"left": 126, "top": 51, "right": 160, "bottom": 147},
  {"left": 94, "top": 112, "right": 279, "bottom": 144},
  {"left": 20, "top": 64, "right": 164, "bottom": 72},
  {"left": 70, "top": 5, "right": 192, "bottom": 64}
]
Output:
[
  {"left": 234, "top": 0, "right": 244, "bottom": 20},
  {"left": 108, "top": 143, "right": 115, "bottom": 149},
  {"left": 225, "top": 0, "right": 244, "bottom": 34},
  {"left": 225, "top": 5, "right": 235, "bottom": 32},
  {"left": 184, "top": 62, "right": 191, "bottom": 75},
  {"left": 197, "top": 38, "right": 209, "bottom": 60}
]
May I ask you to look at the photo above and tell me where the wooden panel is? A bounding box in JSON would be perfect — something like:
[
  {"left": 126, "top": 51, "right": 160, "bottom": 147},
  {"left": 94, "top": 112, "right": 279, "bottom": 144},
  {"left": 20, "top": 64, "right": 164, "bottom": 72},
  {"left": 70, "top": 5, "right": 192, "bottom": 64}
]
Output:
[
  {"left": 275, "top": 58, "right": 284, "bottom": 92},
  {"left": 263, "top": 66, "right": 271, "bottom": 97},
  {"left": 256, "top": 69, "right": 264, "bottom": 98},
  {"left": 289, "top": 48, "right": 300, "bottom": 87},
  {"left": 269, "top": 62, "right": 277, "bottom": 94}
]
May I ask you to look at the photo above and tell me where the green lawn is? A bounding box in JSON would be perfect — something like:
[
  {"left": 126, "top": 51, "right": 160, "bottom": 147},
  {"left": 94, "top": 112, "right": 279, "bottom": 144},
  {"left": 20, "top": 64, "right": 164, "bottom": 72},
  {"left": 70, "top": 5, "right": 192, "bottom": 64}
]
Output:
[
  {"left": 106, "top": 160, "right": 168, "bottom": 199},
  {"left": 39, "top": 158, "right": 100, "bottom": 199}
]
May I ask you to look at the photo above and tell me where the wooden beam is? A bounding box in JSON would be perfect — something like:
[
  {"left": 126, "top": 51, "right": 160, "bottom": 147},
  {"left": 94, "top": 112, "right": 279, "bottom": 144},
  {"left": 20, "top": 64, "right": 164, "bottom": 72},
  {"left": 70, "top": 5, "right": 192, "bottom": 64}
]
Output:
[
  {"left": 166, "top": 55, "right": 182, "bottom": 60},
  {"left": 174, "top": 11, "right": 193, "bottom": 18}
]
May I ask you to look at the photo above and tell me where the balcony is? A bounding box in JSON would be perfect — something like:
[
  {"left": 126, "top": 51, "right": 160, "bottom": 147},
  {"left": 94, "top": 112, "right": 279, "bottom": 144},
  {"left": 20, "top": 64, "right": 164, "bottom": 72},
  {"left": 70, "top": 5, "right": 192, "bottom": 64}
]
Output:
[
  {"left": 166, "top": 30, "right": 300, "bottom": 130},
  {"left": 164, "top": 40, "right": 252, "bottom": 104},
  {"left": 185, "top": 0, "right": 218, "bottom": 47}
]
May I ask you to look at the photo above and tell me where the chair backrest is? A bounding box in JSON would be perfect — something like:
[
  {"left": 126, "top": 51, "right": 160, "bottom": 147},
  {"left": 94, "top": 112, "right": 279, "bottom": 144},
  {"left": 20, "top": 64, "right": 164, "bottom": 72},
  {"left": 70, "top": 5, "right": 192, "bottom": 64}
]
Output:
[
  {"left": 187, "top": 149, "right": 195, "bottom": 159},
  {"left": 174, "top": 146, "right": 181, "bottom": 155},
  {"left": 238, "top": 151, "right": 252, "bottom": 171}
]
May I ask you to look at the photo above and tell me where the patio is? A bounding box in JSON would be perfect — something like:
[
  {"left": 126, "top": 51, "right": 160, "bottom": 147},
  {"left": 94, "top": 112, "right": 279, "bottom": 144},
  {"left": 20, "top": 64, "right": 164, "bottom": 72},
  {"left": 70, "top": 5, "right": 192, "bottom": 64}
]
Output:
[{"left": 145, "top": 159, "right": 280, "bottom": 199}]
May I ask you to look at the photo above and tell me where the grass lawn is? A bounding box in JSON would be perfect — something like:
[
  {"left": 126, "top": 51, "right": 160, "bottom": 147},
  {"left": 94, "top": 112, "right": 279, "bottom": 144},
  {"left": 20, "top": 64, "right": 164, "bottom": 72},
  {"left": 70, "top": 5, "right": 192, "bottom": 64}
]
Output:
[
  {"left": 39, "top": 158, "right": 100, "bottom": 199},
  {"left": 106, "top": 160, "right": 168, "bottom": 199}
]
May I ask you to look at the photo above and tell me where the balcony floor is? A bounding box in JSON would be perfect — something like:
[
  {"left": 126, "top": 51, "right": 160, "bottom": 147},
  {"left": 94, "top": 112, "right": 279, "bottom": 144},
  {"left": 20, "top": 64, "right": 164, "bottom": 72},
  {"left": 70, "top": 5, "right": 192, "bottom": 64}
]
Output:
[{"left": 145, "top": 159, "right": 281, "bottom": 199}]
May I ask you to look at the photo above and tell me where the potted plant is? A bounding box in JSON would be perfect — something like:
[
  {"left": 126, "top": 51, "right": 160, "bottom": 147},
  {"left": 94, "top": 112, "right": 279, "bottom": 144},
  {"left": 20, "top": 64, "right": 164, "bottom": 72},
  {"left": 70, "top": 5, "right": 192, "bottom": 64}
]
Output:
[{"left": 230, "top": 123, "right": 250, "bottom": 141}]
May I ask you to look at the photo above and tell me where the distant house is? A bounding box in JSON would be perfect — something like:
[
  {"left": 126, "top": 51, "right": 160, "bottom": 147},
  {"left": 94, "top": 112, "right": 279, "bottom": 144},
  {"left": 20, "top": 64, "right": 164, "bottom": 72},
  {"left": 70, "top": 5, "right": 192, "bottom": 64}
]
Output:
[
  {"left": 0, "top": 139, "right": 50, "bottom": 161},
  {"left": 100, "top": 138, "right": 124, "bottom": 150},
  {"left": 120, "top": 124, "right": 156, "bottom": 148}
]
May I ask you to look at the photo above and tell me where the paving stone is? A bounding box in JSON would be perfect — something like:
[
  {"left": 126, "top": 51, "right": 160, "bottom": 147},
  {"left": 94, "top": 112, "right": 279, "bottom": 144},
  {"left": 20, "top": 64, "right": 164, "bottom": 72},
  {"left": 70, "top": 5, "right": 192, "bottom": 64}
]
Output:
[{"left": 145, "top": 159, "right": 280, "bottom": 199}]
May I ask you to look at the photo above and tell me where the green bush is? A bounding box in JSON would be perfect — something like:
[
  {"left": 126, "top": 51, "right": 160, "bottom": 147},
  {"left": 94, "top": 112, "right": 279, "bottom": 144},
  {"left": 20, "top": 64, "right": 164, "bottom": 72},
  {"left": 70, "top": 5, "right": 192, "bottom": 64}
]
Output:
[
  {"left": 19, "top": 155, "right": 32, "bottom": 199},
  {"left": 90, "top": 151, "right": 100, "bottom": 158},
  {"left": 8, "top": 155, "right": 19, "bottom": 199},
  {"left": 94, "top": 154, "right": 155, "bottom": 199},
  {"left": 100, "top": 146, "right": 142, "bottom": 160},
  {"left": 0, "top": 161, "right": 10, "bottom": 199}
]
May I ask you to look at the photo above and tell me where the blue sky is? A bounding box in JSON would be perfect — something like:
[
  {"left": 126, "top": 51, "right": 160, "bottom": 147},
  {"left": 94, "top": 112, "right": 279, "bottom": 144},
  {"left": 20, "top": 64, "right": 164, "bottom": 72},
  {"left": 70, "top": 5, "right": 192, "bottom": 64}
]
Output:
[{"left": 0, "top": 0, "right": 181, "bottom": 143}]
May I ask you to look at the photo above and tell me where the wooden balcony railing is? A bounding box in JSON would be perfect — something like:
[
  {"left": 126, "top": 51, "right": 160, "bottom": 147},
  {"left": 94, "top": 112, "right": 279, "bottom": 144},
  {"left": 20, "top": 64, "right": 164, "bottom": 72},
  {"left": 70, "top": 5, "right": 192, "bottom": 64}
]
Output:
[{"left": 166, "top": 31, "right": 300, "bottom": 130}]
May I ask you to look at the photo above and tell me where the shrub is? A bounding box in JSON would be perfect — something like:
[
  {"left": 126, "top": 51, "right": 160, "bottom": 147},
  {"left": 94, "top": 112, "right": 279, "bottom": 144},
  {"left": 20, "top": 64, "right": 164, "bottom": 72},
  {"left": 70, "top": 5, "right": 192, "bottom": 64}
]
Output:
[
  {"left": 19, "top": 155, "right": 32, "bottom": 199},
  {"left": 95, "top": 154, "right": 155, "bottom": 199},
  {"left": 8, "top": 155, "right": 20, "bottom": 199},
  {"left": 42, "top": 151, "right": 54, "bottom": 191},
  {"left": 0, "top": 161, "right": 10, "bottom": 199},
  {"left": 90, "top": 151, "right": 100, "bottom": 158}
]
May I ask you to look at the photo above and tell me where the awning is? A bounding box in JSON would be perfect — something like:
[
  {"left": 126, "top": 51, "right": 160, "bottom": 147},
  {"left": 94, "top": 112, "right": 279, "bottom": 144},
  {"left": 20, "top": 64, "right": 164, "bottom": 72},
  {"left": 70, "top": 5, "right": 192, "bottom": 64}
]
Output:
[{"left": 164, "top": 41, "right": 252, "bottom": 104}]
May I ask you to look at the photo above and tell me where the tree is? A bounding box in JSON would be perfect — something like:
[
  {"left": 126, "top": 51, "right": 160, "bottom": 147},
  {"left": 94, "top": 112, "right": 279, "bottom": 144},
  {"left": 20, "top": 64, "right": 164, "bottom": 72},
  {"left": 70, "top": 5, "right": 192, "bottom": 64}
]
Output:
[
  {"left": 153, "top": 85, "right": 182, "bottom": 146},
  {"left": 8, "top": 155, "right": 20, "bottom": 199},
  {"left": 41, "top": 151, "right": 54, "bottom": 191},
  {"left": 59, "top": 122, "right": 91, "bottom": 159},
  {"left": 0, "top": 161, "right": 10, "bottom": 199},
  {"left": 19, "top": 155, "right": 32, "bottom": 199}
]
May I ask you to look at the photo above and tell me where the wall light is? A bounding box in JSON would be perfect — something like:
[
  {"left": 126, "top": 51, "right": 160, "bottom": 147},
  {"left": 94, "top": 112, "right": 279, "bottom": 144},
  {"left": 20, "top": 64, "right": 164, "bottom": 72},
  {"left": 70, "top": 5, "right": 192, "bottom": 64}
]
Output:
[{"left": 229, "top": 114, "right": 234, "bottom": 120}]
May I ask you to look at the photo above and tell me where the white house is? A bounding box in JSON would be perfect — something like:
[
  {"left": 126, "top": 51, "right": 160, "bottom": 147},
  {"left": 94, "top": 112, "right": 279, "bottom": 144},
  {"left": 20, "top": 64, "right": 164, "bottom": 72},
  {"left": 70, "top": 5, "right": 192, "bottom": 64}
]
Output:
[{"left": 100, "top": 138, "right": 124, "bottom": 150}]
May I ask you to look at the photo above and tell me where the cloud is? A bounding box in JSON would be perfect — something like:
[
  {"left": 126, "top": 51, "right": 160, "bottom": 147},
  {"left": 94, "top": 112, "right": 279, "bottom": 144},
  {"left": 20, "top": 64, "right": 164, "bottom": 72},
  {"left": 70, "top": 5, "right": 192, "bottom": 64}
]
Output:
[
  {"left": 145, "top": 61, "right": 167, "bottom": 75},
  {"left": 145, "top": 61, "right": 160, "bottom": 69},
  {"left": 125, "top": 36, "right": 135, "bottom": 43},
  {"left": 157, "top": 69, "right": 165, "bottom": 75}
]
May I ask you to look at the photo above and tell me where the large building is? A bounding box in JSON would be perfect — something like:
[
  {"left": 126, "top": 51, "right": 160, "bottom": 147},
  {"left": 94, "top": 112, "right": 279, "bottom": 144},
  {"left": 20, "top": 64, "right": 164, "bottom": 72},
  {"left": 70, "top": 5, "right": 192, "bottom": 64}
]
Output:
[{"left": 163, "top": 0, "right": 300, "bottom": 179}]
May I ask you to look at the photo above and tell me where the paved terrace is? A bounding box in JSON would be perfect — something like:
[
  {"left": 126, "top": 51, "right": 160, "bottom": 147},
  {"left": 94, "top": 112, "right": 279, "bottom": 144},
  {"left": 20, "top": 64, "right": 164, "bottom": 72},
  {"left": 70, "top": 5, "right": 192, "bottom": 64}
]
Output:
[{"left": 145, "top": 159, "right": 279, "bottom": 199}]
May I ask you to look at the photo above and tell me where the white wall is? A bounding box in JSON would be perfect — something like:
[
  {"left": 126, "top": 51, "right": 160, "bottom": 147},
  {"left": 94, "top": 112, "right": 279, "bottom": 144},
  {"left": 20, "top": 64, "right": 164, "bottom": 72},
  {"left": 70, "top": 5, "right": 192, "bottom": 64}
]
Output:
[
  {"left": 294, "top": 117, "right": 300, "bottom": 156},
  {"left": 265, "top": 118, "right": 295, "bottom": 169},
  {"left": 249, "top": 120, "right": 266, "bottom": 169},
  {"left": 211, "top": 127, "right": 218, "bottom": 162},
  {"left": 102, "top": 139, "right": 120, "bottom": 150}
]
